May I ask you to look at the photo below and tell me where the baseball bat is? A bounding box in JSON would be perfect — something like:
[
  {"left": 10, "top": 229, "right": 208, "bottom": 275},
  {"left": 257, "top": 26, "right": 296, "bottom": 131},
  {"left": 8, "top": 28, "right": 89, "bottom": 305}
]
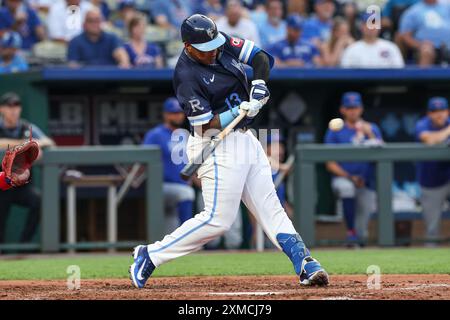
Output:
[{"left": 180, "top": 109, "right": 248, "bottom": 180}]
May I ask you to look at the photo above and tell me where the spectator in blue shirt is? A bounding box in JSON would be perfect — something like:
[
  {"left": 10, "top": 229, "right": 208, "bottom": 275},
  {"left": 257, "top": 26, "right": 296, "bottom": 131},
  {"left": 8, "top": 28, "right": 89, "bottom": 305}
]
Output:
[
  {"left": 268, "top": 14, "right": 322, "bottom": 67},
  {"left": 112, "top": 0, "right": 137, "bottom": 32},
  {"left": 325, "top": 92, "right": 383, "bottom": 247},
  {"left": 194, "top": 0, "right": 224, "bottom": 21},
  {"left": 150, "top": 0, "right": 192, "bottom": 31},
  {"left": 399, "top": 0, "right": 450, "bottom": 66},
  {"left": 0, "top": 31, "right": 28, "bottom": 74},
  {"left": 67, "top": 9, "right": 130, "bottom": 67},
  {"left": 0, "top": 0, "right": 45, "bottom": 50},
  {"left": 381, "top": 0, "right": 419, "bottom": 33},
  {"left": 415, "top": 97, "right": 450, "bottom": 243},
  {"left": 302, "top": 0, "right": 335, "bottom": 47},
  {"left": 255, "top": 0, "right": 287, "bottom": 49},
  {"left": 124, "top": 14, "right": 164, "bottom": 68},
  {"left": 142, "top": 97, "right": 195, "bottom": 232}
]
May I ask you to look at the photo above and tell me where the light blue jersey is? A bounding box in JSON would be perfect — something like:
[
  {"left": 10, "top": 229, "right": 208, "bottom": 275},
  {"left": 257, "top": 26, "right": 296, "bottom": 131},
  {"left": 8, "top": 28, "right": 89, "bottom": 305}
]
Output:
[{"left": 399, "top": 1, "right": 450, "bottom": 48}]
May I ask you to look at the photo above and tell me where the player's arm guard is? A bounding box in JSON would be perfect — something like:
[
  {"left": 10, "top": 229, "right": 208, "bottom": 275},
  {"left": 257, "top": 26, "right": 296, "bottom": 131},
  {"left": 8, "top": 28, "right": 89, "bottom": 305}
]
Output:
[
  {"left": 251, "top": 51, "right": 271, "bottom": 83},
  {"left": 1, "top": 137, "right": 40, "bottom": 188},
  {"left": 0, "top": 172, "right": 12, "bottom": 191},
  {"left": 219, "top": 106, "right": 240, "bottom": 128},
  {"left": 250, "top": 52, "right": 271, "bottom": 106}
]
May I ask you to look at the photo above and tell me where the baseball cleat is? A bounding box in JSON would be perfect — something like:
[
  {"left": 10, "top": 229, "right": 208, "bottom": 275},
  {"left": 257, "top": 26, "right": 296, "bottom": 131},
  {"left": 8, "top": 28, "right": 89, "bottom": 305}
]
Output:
[
  {"left": 129, "top": 245, "right": 155, "bottom": 289},
  {"left": 299, "top": 257, "right": 329, "bottom": 286}
]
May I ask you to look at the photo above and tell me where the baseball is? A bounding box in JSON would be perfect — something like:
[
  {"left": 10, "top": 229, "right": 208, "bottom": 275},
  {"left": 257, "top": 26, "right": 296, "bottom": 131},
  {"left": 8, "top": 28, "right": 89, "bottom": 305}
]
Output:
[{"left": 329, "top": 118, "right": 344, "bottom": 131}]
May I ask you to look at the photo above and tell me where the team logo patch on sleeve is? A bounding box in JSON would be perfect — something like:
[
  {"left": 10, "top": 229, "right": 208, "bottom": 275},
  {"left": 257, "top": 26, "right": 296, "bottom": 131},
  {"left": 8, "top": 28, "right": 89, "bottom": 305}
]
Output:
[{"left": 230, "top": 37, "right": 244, "bottom": 47}]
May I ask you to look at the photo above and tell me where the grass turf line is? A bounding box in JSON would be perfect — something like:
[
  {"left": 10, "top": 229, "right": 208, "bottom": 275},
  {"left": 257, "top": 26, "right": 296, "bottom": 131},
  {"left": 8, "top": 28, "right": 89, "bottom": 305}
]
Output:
[{"left": 0, "top": 248, "right": 449, "bottom": 280}]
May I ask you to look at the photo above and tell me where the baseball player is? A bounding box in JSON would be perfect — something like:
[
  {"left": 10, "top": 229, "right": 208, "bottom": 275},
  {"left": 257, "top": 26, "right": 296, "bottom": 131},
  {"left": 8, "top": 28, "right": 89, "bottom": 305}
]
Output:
[
  {"left": 129, "top": 14, "right": 328, "bottom": 288},
  {"left": 142, "top": 97, "right": 195, "bottom": 232},
  {"left": 325, "top": 92, "right": 383, "bottom": 246},
  {"left": 415, "top": 97, "right": 450, "bottom": 242}
]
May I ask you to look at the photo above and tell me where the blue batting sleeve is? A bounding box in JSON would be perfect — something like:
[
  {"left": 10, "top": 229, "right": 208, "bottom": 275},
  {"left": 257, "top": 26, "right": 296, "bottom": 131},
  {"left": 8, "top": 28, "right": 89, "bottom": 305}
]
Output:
[{"left": 218, "top": 106, "right": 240, "bottom": 128}]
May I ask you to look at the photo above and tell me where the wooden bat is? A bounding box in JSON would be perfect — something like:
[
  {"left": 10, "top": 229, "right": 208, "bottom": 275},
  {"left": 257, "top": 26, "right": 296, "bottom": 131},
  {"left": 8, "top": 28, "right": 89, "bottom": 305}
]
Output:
[{"left": 180, "top": 109, "right": 248, "bottom": 180}]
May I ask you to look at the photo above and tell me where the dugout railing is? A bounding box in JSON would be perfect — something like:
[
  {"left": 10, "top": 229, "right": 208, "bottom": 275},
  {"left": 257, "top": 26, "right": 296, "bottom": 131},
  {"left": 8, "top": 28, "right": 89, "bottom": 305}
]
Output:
[
  {"left": 294, "top": 142, "right": 450, "bottom": 247},
  {"left": 0, "top": 146, "right": 164, "bottom": 253}
]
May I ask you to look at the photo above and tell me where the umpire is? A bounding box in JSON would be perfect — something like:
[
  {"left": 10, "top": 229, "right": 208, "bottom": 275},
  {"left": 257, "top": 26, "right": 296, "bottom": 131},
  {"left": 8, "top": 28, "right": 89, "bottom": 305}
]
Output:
[{"left": 0, "top": 92, "right": 55, "bottom": 244}]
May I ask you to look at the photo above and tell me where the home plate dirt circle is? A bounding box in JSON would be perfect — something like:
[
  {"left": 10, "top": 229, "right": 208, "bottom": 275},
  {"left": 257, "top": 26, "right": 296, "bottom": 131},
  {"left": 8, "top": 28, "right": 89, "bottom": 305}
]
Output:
[{"left": 0, "top": 275, "right": 449, "bottom": 300}]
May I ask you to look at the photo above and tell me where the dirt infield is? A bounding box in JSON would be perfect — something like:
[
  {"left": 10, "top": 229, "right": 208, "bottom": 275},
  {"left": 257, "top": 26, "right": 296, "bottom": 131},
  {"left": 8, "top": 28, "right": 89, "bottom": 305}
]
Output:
[{"left": 1, "top": 275, "right": 449, "bottom": 300}]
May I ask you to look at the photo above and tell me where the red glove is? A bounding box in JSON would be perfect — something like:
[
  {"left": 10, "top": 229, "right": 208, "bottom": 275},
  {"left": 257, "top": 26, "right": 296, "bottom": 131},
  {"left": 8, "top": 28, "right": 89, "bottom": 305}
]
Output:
[
  {"left": 1, "top": 136, "right": 39, "bottom": 188},
  {"left": 0, "top": 171, "right": 12, "bottom": 191}
]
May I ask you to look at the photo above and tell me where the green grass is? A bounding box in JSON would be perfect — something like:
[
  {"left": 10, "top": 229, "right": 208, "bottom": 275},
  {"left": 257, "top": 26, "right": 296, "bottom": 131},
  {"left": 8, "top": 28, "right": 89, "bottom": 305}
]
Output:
[{"left": 0, "top": 248, "right": 449, "bottom": 280}]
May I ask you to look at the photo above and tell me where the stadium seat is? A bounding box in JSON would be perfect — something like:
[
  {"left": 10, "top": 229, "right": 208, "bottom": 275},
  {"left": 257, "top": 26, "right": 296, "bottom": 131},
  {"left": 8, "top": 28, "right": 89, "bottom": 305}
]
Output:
[{"left": 145, "top": 25, "right": 172, "bottom": 43}]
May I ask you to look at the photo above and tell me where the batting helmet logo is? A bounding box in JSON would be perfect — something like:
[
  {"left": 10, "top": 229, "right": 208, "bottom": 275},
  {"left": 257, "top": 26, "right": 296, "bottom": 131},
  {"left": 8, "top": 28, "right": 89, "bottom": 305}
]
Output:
[{"left": 206, "top": 28, "right": 215, "bottom": 39}]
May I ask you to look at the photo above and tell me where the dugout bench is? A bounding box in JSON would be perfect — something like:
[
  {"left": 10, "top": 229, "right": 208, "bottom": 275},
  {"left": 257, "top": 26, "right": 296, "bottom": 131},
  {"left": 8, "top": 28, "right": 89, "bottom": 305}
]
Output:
[{"left": 295, "top": 143, "right": 450, "bottom": 247}]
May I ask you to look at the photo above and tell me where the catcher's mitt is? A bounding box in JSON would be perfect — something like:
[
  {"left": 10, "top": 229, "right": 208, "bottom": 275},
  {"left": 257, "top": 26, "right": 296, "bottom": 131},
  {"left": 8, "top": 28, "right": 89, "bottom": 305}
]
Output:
[{"left": 2, "top": 136, "right": 40, "bottom": 187}]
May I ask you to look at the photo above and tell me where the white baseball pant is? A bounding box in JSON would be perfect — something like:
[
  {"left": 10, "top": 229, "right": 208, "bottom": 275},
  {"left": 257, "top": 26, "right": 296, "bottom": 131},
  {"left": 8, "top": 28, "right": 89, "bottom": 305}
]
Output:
[{"left": 146, "top": 129, "right": 297, "bottom": 267}]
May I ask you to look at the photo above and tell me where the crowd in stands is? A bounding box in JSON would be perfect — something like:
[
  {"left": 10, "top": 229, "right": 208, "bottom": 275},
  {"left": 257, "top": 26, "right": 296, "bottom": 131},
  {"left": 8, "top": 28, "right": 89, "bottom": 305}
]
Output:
[{"left": 1, "top": 0, "right": 450, "bottom": 73}]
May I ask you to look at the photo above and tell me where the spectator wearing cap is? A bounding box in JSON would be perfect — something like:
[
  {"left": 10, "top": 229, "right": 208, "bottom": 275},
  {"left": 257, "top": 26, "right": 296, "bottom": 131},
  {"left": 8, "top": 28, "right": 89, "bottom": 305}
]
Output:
[
  {"left": 142, "top": 97, "right": 195, "bottom": 232},
  {"left": 67, "top": 8, "right": 130, "bottom": 67},
  {"left": 150, "top": 0, "right": 192, "bottom": 31},
  {"left": 399, "top": 0, "right": 450, "bottom": 66},
  {"left": 194, "top": 0, "right": 224, "bottom": 21},
  {"left": 320, "top": 17, "right": 354, "bottom": 66},
  {"left": 0, "top": 0, "right": 46, "bottom": 50},
  {"left": 340, "top": 13, "right": 405, "bottom": 68},
  {"left": 267, "top": 14, "right": 322, "bottom": 67},
  {"left": 325, "top": 92, "right": 383, "bottom": 246},
  {"left": 302, "top": 0, "right": 335, "bottom": 47},
  {"left": 0, "top": 92, "right": 55, "bottom": 245},
  {"left": 216, "top": 0, "right": 261, "bottom": 46},
  {"left": 112, "top": 0, "right": 137, "bottom": 32},
  {"left": 123, "top": 14, "right": 164, "bottom": 68},
  {"left": 47, "top": 0, "right": 94, "bottom": 43},
  {"left": 0, "top": 31, "right": 28, "bottom": 73},
  {"left": 254, "top": 0, "right": 287, "bottom": 49},
  {"left": 415, "top": 97, "right": 450, "bottom": 243}
]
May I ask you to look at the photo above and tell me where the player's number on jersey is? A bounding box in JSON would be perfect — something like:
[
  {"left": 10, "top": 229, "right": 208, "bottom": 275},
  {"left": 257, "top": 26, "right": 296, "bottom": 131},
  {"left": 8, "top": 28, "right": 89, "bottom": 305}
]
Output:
[{"left": 225, "top": 93, "right": 242, "bottom": 110}]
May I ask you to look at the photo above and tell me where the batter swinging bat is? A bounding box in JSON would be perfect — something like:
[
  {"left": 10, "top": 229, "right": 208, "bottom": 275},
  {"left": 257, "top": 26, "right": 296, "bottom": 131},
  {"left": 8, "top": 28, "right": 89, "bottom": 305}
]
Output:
[{"left": 180, "top": 109, "right": 248, "bottom": 180}]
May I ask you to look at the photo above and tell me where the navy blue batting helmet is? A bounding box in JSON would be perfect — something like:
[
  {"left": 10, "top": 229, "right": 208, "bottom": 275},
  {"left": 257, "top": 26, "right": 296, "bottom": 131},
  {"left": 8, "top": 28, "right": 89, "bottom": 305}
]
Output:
[{"left": 181, "top": 14, "right": 225, "bottom": 52}]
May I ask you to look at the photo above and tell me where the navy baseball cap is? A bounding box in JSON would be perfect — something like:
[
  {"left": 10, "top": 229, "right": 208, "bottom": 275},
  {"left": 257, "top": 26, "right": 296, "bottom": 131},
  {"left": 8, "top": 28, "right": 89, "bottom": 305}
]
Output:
[
  {"left": 118, "top": 0, "right": 135, "bottom": 10},
  {"left": 341, "top": 92, "right": 363, "bottom": 108},
  {"left": 181, "top": 14, "right": 226, "bottom": 52},
  {"left": 0, "top": 31, "right": 22, "bottom": 49},
  {"left": 428, "top": 97, "right": 448, "bottom": 111},
  {"left": 0, "top": 92, "right": 21, "bottom": 106},
  {"left": 287, "top": 14, "right": 303, "bottom": 30},
  {"left": 163, "top": 97, "right": 183, "bottom": 113}
]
